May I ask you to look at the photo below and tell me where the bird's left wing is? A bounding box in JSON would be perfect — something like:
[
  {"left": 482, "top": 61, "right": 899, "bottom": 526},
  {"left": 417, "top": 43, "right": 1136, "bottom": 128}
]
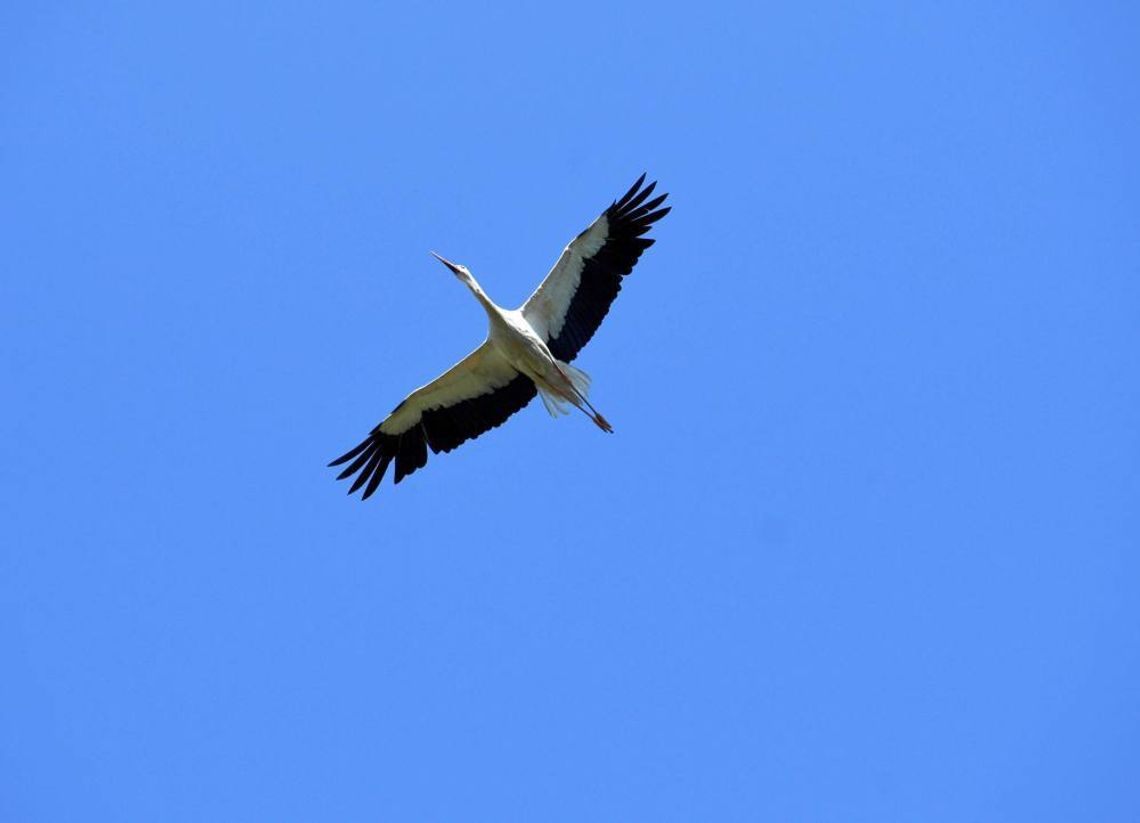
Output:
[
  {"left": 329, "top": 341, "right": 536, "bottom": 499},
  {"left": 520, "top": 174, "right": 669, "bottom": 362}
]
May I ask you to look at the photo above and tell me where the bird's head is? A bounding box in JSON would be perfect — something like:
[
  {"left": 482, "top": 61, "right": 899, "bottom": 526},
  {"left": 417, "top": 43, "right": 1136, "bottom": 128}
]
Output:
[{"left": 430, "top": 252, "right": 474, "bottom": 286}]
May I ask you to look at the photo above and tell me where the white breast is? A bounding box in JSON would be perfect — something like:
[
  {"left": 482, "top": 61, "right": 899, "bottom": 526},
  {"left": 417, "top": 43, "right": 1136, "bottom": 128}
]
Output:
[{"left": 490, "top": 309, "right": 560, "bottom": 382}]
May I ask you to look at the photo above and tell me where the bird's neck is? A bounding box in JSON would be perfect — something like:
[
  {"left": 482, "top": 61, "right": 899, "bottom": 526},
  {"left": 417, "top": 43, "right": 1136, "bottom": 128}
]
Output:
[{"left": 465, "top": 277, "right": 501, "bottom": 319}]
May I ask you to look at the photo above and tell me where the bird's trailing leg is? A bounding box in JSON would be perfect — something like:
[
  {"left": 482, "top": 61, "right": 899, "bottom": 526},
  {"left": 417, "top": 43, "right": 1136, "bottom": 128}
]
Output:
[
  {"left": 588, "top": 407, "right": 614, "bottom": 434},
  {"left": 555, "top": 362, "right": 614, "bottom": 433},
  {"left": 570, "top": 385, "right": 613, "bottom": 433}
]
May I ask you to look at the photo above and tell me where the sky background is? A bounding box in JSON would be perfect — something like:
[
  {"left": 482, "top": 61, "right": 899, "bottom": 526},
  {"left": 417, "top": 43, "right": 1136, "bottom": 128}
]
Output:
[{"left": 2, "top": 2, "right": 1138, "bottom": 821}]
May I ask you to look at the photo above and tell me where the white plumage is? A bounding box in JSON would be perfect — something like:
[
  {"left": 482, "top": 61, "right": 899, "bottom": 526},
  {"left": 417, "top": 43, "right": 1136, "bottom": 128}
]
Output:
[{"left": 329, "top": 174, "right": 670, "bottom": 499}]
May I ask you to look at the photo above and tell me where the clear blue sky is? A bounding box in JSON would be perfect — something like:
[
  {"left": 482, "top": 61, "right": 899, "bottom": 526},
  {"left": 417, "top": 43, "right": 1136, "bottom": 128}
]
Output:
[{"left": 2, "top": 2, "right": 1138, "bottom": 821}]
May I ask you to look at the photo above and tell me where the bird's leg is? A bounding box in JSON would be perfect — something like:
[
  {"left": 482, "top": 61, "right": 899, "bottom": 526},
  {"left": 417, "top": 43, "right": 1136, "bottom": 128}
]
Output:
[
  {"left": 566, "top": 390, "right": 613, "bottom": 432},
  {"left": 552, "top": 365, "right": 613, "bottom": 433}
]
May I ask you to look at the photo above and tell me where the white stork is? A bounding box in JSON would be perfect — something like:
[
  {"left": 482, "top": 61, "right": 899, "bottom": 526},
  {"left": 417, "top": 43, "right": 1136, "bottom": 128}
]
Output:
[{"left": 329, "top": 174, "right": 670, "bottom": 499}]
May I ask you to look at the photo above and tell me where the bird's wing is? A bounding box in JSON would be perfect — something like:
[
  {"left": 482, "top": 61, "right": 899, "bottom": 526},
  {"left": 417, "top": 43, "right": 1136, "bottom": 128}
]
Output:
[
  {"left": 328, "top": 341, "right": 536, "bottom": 499},
  {"left": 520, "top": 174, "right": 669, "bottom": 362}
]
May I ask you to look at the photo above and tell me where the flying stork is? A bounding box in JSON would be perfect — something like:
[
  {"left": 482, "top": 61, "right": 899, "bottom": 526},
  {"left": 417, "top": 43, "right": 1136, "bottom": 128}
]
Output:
[{"left": 329, "top": 174, "right": 670, "bottom": 499}]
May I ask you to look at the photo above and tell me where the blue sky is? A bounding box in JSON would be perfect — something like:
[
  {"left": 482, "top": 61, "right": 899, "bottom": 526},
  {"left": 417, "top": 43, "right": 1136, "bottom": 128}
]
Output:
[{"left": 2, "top": 2, "right": 1138, "bottom": 820}]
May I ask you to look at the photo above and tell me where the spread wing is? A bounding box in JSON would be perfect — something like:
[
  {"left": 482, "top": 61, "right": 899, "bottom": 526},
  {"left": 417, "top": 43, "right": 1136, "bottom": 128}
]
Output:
[
  {"left": 520, "top": 174, "right": 670, "bottom": 362},
  {"left": 328, "top": 341, "right": 536, "bottom": 499}
]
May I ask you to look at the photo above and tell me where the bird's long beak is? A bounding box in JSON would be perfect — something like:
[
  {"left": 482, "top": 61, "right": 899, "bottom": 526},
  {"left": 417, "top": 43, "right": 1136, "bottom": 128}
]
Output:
[{"left": 430, "top": 251, "right": 463, "bottom": 275}]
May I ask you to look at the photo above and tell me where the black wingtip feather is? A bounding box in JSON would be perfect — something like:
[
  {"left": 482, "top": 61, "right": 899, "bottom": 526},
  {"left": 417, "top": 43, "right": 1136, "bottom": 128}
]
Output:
[
  {"left": 635, "top": 193, "right": 668, "bottom": 215},
  {"left": 348, "top": 449, "right": 383, "bottom": 495},
  {"left": 335, "top": 444, "right": 376, "bottom": 480},
  {"left": 328, "top": 438, "right": 370, "bottom": 467},
  {"left": 616, "top": 173, "right": 647, "bottom": 207},
  {"left": 362, "top": 457, "right": 388, "bottom": 499},
  {"left": 622, "top": 180, "right": 657, "bottom": 213}
]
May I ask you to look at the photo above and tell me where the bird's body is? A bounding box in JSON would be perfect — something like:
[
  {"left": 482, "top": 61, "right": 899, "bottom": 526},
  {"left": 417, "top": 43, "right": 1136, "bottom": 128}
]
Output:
[
  {"left": 330, "top": 174, "right": 669, "bottom": 499},
  {"left": 490, "top": 306, "right": 606, "bottom": 428}
]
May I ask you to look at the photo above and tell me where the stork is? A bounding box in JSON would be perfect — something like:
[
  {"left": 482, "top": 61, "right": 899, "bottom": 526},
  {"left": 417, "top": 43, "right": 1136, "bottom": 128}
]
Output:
[{"left": 329, "top": 174, "right": 670, "bottom": 499}]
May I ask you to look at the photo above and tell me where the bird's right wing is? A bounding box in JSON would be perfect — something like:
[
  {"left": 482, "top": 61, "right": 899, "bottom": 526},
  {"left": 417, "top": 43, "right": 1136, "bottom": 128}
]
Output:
[
  {"left": 520, "top": 174, "right": 669, "bottom": 362},
  {"left": 329, "top": 341, "right": 536, "bottom": 499}
]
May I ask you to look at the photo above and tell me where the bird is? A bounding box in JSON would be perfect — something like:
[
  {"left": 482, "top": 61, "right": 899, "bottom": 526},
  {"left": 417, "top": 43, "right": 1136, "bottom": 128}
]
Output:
[{"left": 328, "top": 174, "right": 670, "bottom": 500}]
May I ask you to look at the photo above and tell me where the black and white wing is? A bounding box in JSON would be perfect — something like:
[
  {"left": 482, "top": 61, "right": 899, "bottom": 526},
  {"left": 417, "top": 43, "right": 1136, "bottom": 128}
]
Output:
[
  {"left": 328, "top": 341, "right": 536, "bottom": 499},
  {"left": 520, "top": 174, "right": 669, "bottom": 362}
]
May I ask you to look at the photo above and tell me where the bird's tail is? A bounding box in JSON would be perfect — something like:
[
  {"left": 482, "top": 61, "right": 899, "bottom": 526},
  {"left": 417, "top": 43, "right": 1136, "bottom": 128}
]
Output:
[
  {"left": 538, "top": 385, "right": 572, "bottom": 417},
  {"left": 560, "top": 362, "right": 592, "bottom": 398},
  {"left": 538, "top": 361, "right": 591, "bottom": 419}
]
